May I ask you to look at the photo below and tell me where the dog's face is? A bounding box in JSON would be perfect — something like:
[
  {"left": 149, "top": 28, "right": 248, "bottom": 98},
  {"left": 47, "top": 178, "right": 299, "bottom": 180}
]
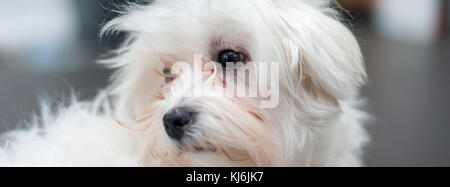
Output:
[{"left": 104, "top": 0, "right": 366, "bottom": 166}]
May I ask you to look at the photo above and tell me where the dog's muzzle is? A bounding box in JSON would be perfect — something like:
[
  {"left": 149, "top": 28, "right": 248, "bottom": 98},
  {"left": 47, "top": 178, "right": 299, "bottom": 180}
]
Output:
[{"left": 163, "top": 107, "right": 197, "bottom": 141}]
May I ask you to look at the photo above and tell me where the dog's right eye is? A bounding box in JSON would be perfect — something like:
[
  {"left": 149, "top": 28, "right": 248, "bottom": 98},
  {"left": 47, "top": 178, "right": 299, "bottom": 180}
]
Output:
[{"left": 217, "top": 50, "right": 247, "bottom": 68}]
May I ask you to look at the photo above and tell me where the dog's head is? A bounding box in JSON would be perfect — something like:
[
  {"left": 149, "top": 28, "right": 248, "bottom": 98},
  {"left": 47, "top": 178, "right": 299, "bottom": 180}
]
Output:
[{"left": 102, "top": 0, "right": 366, "bottom": 166}]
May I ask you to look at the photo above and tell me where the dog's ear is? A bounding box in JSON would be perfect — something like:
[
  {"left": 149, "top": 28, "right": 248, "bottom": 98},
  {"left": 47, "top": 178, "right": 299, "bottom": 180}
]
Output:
[{"left": 273, "top": 0, "right": 367, "bottom": 100}]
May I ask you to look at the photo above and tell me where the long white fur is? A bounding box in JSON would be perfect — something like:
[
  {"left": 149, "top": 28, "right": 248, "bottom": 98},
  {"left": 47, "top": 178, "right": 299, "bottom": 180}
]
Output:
[
  {"left": 0, "top": 95, "right": 143, "bottom": 166},
  {"left": 0, "top": 0, "right": 369, "bottom": 167}
]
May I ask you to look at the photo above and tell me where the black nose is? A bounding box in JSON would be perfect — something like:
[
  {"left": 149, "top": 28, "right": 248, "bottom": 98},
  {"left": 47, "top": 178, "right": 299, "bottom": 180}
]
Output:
[{"left": 163, "top": 107, "right": 197, "bottom": 141}]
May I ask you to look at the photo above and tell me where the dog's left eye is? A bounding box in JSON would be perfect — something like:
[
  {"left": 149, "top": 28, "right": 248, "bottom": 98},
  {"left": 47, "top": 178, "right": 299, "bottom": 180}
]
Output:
[
  {"left": 163, "top": 68, "right": 176, "bottom": 83},
  {"left": 217, "top": 50, "right": 246, "bottom": 68}
]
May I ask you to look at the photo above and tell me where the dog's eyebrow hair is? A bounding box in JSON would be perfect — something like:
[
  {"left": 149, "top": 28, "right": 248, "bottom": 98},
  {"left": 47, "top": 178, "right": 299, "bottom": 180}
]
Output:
[{"left": 159, "top": 56, "right": 178, "bottom": 68}]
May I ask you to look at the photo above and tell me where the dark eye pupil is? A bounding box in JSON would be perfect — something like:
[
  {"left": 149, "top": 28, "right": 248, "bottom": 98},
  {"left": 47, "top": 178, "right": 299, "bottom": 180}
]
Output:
[{"left": 218, "top": 50, "right": 245, "bottom": 67}]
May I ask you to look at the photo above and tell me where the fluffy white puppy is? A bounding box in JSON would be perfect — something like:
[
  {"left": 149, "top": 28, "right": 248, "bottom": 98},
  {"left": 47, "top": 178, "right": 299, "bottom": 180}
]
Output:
[{"left": 0, "top": 0, "right": 368, "bottom": 167}]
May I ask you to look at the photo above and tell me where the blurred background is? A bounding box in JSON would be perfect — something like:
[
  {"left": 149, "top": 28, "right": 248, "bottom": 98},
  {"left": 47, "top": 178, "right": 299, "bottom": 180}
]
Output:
[{"left": 0, "top": 0, "right": 449, "bottom": 167}]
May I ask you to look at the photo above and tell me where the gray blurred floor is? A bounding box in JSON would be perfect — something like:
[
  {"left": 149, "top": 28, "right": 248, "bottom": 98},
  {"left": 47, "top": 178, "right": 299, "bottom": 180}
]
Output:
[{"left": 0, "top": 27, "right": 449, "bottom": 166}]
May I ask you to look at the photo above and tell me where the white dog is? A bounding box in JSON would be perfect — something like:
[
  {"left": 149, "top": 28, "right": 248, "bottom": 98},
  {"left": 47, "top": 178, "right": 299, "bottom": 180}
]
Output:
[{"left": 0, "top": 0, "right": 368, "bottom": 167}]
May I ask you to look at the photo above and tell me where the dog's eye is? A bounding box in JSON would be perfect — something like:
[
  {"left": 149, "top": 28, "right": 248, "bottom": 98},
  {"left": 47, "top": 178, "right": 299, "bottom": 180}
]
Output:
[
  {"left": 217, "top": 50, "right": 246, "bottom": 68},
  {"left": 163, "top": 68, "right": 176, "bottom": 83}
]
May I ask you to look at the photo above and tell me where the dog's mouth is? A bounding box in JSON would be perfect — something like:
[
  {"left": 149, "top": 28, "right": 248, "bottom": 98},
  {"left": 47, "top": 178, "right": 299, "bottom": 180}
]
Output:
[
  {"left": 169, "top": 131, "right": 221, "bottom": 154},
  {"left": 184, "top": 141, "right": 218, "bottom": 153},
  {"left": 174, "top": 136, "right": 253, "bottom": 163},
  {"left": 165, "top": 126, "right": 219, "bottom": 153}
]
